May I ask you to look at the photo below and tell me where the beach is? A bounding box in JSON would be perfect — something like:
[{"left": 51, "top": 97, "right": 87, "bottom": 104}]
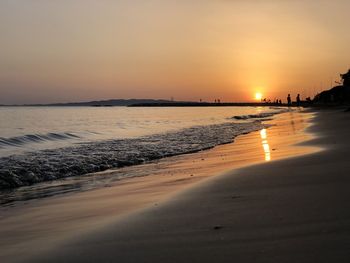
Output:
[
  {"left": 2, "top": 1, "right": 350, "bottom": 262},
  {"left": 1, "top": 109, "right": 349, "bottom": 262}
]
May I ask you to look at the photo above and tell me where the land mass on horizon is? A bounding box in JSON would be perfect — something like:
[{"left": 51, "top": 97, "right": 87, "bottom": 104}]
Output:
[
  {"left": 0, "top": 99, "right": 284, "bottom": 107},
  {"left": 0, "top": 99, "right": 178, "bottom": 107}
]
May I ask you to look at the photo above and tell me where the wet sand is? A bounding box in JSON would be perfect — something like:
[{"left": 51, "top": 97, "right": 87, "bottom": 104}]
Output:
[{"left": 0, "top": 110, "right": 322, "bottom": 262}]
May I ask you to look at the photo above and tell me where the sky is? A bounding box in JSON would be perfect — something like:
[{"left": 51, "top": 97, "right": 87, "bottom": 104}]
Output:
[{"left": 1, "top": 0, "right": 350, "bottom": 104}]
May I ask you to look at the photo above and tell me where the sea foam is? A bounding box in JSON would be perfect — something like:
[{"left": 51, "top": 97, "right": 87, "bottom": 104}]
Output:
[{"left": 0, "top": 120, "right": 266, "bottom": 189}]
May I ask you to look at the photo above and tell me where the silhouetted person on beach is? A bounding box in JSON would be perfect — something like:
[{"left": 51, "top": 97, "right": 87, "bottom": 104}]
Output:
[
  {"left": 287, "top": 94, "right": 291, "bottom": 106},
  {"left": 296, "top": 94, "right": 301, "bottom": 107},
  {"left": 340, "top": 69, "right": 350, "bottom": 87}
]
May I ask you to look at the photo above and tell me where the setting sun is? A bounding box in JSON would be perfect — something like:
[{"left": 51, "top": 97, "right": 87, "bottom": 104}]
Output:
[{"left": 255, "top": 92, "right": 263, "bottom": 101}]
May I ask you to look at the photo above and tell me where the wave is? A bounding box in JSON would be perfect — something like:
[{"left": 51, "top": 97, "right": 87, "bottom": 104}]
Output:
[
  {"left": 231, "top": 113, "right": 275, "bottom": 120},
  {"left": 231, "top": 108, "right": 289, "bottom": 120},
  {"left": 0, "top": 132, "right": 80, "bottom": 148},
  {"left": 0, "top": 121, "right": 266, "bottom": 190}
]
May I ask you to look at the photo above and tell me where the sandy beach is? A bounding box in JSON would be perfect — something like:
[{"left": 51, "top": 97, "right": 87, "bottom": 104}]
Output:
[
  {"left": 3, "top": 1, "right": 350, "bottom": 262},
  {"left": 2, "top": 109, "right": 350, "bottom": 262}
]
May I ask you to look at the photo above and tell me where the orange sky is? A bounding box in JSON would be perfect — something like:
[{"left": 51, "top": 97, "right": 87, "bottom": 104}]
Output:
[{"left": 1, "top": 0, "right": 350, "bottom": 104}]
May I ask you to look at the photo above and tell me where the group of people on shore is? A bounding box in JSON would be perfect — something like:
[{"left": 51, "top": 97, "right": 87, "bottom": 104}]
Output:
[
  {"left": 287, "top": 94, "right": 301, "bottom": 107},
  {"left": 264, "top": 94, "right": 302, "bottom": 107}
]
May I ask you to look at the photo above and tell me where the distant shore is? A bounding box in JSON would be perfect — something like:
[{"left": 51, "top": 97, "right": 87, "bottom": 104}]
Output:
[{"left": 0, "top": 100, "right": 308, "bottom": 107}]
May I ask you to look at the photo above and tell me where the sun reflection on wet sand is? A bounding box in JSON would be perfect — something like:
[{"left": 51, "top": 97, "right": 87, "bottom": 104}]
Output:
[{"left": 260, "top": 128, "right": 271, "bottom": 161}]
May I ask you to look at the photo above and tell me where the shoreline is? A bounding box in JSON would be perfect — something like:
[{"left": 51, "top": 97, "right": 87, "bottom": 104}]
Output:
[
  {"left": 28, "top": 108, "right": 350, "bottom": 263},
  {"left": 0, "top": 110, "right": 321, "bottom": 262},
  {"left": 0, "top": 108, "right": 275, "bottom": 190}
]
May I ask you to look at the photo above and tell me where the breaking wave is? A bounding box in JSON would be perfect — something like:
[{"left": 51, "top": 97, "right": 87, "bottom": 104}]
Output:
[
  {"left": 231, "top": 108, "right": 289, "bottom": 120},
  {"left": 0, "top": 121, "right": 266, "bottom": 190},
  {"left": 0, "top": 133, "right": 80, "bottom": 148}
]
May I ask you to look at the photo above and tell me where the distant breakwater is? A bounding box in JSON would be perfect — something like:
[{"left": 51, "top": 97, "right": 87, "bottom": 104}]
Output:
[{"left": 128, "top": 102, "right": 287, "bottom": 107}]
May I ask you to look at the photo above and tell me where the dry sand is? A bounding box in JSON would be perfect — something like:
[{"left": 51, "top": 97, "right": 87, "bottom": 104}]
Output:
[{"left": 2, "top": 109, "right": 346, "bottom": 262}]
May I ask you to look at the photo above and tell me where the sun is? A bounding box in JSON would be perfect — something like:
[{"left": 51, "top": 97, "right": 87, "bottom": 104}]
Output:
[{"left": 255, "top": 92, "right": 263, "bottom": 101}]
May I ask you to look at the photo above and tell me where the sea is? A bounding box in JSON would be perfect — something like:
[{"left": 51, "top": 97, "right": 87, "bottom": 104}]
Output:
[{"left": 0, "top": 106, "right": 285, "bottom": 204}]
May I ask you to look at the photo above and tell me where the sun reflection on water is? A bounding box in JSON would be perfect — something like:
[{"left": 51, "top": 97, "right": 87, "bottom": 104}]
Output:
[{"left": 260, "top": 128, "right": 271, "bottom": 161}]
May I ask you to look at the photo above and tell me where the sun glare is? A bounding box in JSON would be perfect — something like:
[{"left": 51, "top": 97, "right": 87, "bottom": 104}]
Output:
[{"left": 255, "top": 92, "right": 263, "bottom": 101}]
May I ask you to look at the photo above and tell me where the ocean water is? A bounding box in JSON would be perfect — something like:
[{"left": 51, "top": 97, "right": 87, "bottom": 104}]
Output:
[{"left": 0, "top": 106, "right": 283, "bottom": 192}]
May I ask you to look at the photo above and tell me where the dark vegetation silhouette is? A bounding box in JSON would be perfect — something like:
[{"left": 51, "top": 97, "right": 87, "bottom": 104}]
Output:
[{"left": 314, "top": 69, "right": 350, "bottom": 105}]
